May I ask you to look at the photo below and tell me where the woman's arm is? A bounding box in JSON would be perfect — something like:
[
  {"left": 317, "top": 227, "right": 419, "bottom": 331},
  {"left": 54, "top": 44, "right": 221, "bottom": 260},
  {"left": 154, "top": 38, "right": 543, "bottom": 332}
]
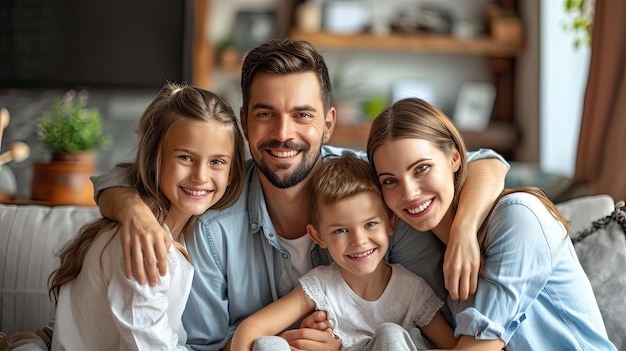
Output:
[
  {"left": 445, "top": 157, "right": 508, "bottom": 302},
  {"left": 427, "top": 335, "right": 505, "bottom": 351},
  {"left": 230, "top": 285, "right": 315, "bottom": 350}
]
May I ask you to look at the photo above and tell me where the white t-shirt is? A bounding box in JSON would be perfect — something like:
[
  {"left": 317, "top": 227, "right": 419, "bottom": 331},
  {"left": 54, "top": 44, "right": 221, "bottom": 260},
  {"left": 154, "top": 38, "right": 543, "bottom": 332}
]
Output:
[
  {"left": 299, "top": 262, "right": 443, "bottom": 351},
  {"left": 51, "top": 225, "right": 193, "bottom": 351},
  {"left": 278, "top": 234, "right": 314, "bottom": 285}
]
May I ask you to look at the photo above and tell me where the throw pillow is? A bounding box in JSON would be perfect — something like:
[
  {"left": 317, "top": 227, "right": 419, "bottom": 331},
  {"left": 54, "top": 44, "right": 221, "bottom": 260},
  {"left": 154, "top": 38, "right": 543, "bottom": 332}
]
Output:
[{"left": 571, "top": 201, "right": 626, "bottom": 350}]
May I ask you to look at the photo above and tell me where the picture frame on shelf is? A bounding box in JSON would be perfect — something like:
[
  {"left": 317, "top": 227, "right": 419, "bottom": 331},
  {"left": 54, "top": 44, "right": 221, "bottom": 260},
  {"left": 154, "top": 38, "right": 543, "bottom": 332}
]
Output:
[
  {"left": 453, "top": 81, "right": 496, "bottom": 131},
  {"left": 234, "top": 9, "right": 277, "bottom": 56}
]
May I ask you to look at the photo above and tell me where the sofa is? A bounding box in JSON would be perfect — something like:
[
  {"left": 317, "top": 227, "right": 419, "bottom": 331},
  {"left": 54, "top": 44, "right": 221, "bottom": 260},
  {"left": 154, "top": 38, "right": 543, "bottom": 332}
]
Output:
[{"left": 1, "top": 195, "right": 624, "bottom": 349}]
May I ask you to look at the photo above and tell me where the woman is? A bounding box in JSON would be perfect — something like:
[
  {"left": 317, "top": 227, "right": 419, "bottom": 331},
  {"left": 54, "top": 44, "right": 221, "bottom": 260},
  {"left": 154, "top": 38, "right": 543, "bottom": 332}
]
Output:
[{"left": 366, "top": 98, "right": 616, "bottom": 350}]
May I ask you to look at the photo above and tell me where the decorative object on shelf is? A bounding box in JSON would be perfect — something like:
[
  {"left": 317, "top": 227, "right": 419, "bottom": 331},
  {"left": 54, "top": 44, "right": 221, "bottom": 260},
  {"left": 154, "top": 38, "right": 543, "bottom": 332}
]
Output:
[
  {"left": 0, "top": 142, "right": 30, "bottom": 167},
  {"left": 486, "top": 4, "right": 524, "bottom": 45},
  {"left": 31, "top": 90, "right": 111, "bottom": 206},
  {"left": 295, "top": 0, "right": 323, "bottom": 34},
  {"left": 389, "top": 3, "right": 452, "bottom": 34},
  {"left": 322, "top": 0, "right": 370, "bottom": 34},
  {"left": 216, "top": 35, "right": 240, "bottom": 71},
  {"left": 369, "top": 0, "right": 391, "bottom": 36},
  {"left": 0, "top": 107, "right": 31, "bottom": 203},
  {"left": 452, "top": 19, "right": 479, "bottom": 39},
  {"left": 453, "top": 81, "right": 496, "bottom": 132},
  {"left": 414, "top": 3, "right": 453, "bottom": 34},
  {"left": 563, "top": 0, "right": 594, "bottom": 48}
]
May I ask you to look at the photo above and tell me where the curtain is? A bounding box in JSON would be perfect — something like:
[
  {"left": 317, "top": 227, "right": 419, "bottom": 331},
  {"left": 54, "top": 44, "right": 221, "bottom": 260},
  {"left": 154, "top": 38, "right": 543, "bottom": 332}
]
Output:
[{"left": 568, "top": 0, "right": 626, "bottom": 202}]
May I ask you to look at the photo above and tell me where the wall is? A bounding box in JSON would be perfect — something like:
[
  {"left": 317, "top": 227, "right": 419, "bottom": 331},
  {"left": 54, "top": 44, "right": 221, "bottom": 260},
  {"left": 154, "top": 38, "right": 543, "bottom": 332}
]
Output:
[
  {"left": 514, "top": 0, "right": 539, "bottom": 163},
  {"left": 539, "top": 0, "right": 590, "bottom": 176}
]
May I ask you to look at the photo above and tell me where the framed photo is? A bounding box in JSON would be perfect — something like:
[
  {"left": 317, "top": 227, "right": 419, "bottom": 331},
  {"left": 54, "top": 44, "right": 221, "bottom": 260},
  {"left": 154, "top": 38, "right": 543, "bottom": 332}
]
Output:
[
  {"left": 453, "top": 82, "right": 496, "bottom": 131},
  {"left": 234, "top": 9, "right": 277, "bottom": 55}
]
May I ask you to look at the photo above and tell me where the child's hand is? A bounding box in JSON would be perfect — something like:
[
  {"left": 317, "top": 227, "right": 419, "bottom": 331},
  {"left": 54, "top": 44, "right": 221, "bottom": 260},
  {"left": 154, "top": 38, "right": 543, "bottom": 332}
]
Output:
[
  {"left": 299, "top": 311, "right": 332, "bottom": 331},
  {"left": 279, "top": 311, "right": 340, "bottom": 350},
  {"left": 280, "top": 326, "right": 340, "bottom": 351}
]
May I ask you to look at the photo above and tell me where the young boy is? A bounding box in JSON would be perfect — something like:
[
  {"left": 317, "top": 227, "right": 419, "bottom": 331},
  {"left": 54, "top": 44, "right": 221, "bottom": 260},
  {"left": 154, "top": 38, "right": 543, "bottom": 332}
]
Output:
[{"left": 230, "top": 156, "right": 457, "bottom": 351}]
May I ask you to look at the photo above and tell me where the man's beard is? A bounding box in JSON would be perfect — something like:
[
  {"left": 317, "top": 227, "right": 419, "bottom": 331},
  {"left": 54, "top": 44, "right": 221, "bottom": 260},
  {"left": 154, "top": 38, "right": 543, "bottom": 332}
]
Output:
[{"left": 255, "top": 140, "right": 322, "bottom": 189}]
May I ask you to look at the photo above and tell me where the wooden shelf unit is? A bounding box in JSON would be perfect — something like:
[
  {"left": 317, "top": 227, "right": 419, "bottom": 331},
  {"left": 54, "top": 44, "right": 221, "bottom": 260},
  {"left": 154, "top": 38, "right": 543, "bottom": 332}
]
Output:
[
  {"left": 289, "top": 29, "right": 524, "bottom": 58},
  {"left": 192, "top": 1, "right": 524, "bottom": 158},
  {"left": 329, "top": 122, "right": 520, "bottom": 154}
]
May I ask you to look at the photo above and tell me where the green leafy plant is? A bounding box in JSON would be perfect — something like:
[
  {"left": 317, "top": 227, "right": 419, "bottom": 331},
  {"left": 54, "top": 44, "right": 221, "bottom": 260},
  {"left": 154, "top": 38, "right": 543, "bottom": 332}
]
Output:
[
  {"left": 563, "top": 0, "right": 594, "bottom": 48},
  {"left": 37, "top": 91, "right": 111, "bottom": 154},
  {"left": 362, "top": 96, "right": 388, "bottom": 122}
]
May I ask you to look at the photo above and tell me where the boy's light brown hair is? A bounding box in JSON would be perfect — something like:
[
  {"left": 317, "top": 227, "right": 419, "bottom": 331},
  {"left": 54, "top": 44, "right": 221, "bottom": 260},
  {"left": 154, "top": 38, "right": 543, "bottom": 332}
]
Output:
[{"left": 307, "top": 155, "right": 393, "bottom": 229}]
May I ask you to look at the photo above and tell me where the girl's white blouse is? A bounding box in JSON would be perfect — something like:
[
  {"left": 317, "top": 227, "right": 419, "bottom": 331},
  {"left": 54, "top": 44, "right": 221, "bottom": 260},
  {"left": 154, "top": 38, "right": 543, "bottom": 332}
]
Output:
[{"left": 51, "top": 225, "right": 193, "bottom": 350}]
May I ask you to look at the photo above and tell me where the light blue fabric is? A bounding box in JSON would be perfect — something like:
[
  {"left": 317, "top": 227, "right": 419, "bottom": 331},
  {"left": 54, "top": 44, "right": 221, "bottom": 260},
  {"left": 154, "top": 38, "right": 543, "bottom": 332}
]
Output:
[
  {"left": 92, "top": 145, "right": 508, "bottom": 351},
  {"left": 450, "top": 192, "right": 616, "bottom": 351}
]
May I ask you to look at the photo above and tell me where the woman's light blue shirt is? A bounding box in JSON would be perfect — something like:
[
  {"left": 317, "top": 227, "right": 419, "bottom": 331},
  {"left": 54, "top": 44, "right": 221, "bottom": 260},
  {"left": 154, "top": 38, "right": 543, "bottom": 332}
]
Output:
[{"left": 450, "top": 192, "right": 616, "bottom": 351}]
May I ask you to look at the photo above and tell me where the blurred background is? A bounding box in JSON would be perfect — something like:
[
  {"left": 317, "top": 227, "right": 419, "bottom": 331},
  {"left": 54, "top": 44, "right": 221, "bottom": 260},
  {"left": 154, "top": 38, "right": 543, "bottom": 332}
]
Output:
[{"left": 0, "top": 0, "right": 602, "bottom": 201}]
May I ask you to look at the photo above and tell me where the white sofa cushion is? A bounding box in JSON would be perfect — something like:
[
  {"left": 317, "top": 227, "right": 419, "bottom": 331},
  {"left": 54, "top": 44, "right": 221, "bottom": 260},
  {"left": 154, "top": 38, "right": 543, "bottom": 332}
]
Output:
[
  {"left": 555, "top": 194, "right": 615, "bottom": 234},
  {"left": 0, "top": 205, "right": 99, "bottom": 333}
]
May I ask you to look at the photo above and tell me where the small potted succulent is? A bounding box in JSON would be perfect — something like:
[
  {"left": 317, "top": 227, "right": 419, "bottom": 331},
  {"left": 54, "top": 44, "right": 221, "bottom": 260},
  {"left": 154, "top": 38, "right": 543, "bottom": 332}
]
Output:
[{"left": 31, "top": 91, "right": 111, "bottom": 206}]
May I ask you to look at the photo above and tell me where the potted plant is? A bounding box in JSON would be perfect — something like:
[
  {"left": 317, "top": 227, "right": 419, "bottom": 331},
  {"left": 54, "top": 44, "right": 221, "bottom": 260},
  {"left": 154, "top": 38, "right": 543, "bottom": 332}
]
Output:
[{"left": 31, "top": 91, "right": 111, "bottom": 206}]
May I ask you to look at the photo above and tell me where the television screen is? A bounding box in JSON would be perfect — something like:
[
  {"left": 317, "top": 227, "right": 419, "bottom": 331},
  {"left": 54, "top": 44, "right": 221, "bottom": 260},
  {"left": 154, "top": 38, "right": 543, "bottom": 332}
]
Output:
[{"left": 0, "top": 0, "right": 191, "bottom": 89}]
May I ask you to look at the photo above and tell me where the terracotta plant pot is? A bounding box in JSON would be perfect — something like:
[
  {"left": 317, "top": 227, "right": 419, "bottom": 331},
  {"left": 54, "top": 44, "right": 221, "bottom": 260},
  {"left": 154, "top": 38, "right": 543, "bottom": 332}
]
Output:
[{"left": 30, "top": 151, "right": 96, "bottom": 206}]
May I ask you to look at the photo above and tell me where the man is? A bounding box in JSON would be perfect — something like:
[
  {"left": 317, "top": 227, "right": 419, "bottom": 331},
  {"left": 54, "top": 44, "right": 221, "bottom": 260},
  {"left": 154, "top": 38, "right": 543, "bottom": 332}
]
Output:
[{"left": 93, "top": 38, "right": 509, "bottom": 350}]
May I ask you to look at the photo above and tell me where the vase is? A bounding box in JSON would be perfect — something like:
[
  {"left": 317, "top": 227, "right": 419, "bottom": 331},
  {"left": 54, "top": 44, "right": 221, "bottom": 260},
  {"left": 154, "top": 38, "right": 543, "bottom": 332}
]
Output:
[{"left": 30, "top": 151, "right": 96, "bottom": 206}]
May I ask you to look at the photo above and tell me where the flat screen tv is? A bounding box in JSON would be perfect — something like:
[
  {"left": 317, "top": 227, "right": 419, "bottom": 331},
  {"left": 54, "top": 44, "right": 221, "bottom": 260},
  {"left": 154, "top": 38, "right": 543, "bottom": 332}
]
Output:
[{"left": 0, "top": 0, "right": 192, "bottom": 89}]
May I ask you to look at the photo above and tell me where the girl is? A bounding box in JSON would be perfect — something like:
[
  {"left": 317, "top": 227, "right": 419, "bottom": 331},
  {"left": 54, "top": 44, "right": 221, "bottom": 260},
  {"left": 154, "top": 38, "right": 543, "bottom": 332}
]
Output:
[
  {"left": 48, "top": 83, "right": 246, "bottom": 350},
  {"left": 366, "top": 98, "right": 616, "bottom": 350}
]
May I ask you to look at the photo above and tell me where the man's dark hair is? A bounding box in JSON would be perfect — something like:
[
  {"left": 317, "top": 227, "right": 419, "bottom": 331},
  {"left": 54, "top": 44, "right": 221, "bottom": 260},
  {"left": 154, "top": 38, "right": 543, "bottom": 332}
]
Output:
[{"left": 240, "top": 38, "right": 332, "bottom": 115}]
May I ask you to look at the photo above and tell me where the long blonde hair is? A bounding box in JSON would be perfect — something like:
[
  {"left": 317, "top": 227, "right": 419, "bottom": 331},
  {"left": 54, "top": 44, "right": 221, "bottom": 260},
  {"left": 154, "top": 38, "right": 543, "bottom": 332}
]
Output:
[
  {"left": 366, "top": 98, "right": 569, "bottom": 256},
  {"left": 48, "top": 83, "right": 246, "bottom": 303}
]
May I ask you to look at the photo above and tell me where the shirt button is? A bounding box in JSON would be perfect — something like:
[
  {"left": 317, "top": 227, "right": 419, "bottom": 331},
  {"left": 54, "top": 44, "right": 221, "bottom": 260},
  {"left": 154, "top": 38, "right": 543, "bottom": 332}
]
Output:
[
  {"left": 268, "top": 232, "right": 274, "bottom": 238},
  {"left": 250, "top": 223, "right": 258, "bottom": 230},
  {"left": 282, "top": 253, "right": 289, "bottom": 259}
]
